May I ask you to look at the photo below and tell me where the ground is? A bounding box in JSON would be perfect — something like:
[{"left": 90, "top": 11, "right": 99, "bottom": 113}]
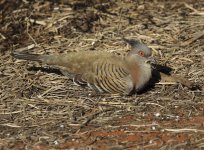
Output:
[{"left": 0, "top": 0, "right": 204, "bottom": 149}]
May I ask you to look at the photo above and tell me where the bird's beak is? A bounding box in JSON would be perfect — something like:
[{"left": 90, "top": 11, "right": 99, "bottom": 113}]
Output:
[{"left": 145, "top": 56, "right": 157, "bottom": 65}]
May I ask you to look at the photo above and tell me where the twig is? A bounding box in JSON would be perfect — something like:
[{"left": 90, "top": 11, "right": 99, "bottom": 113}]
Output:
[
  {"left": 28, "top": 18, "right": 47, "bottom": 26},
  {"left": 14, "top": 44, "right": 36, "bottom": 51},
  {"left": 110, "top": 123, "right": 159, "bottom": 128},
  {"left": 159, "top": 72, "right": 194, "bottom": 89},
  {"left": 0, "top": 123, "right": 21, "bottom": 128},
  {"left": 0, "top": 33, "right": 6, "bottom": 40},
  {"left": 157, "top": 82, "right": 177, "bottom": 85},
  {"left": 164, "top": 128, "right": 204, "bottom": 133},
  {"left": 183, "top": 3, "right": 204, "bottom": 16},
  {"left": 181, "top": 30, "right": 204, "bottom": 46},
  {"left": 76, "top": 108, "right": 113, "bottom": 133},
  {"left": 0, "top": 110, "right": 22, "bottom": 115},
  {"left": 26, "top": 18, "right": 38, "bottom": 46},
  {"left": 145, "top": 102, "right": 164, "bottom": 108}
]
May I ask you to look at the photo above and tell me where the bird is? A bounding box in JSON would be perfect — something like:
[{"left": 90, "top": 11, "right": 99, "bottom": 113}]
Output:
[{"left": 12, "top": 39, "right": 153, "bottom": 95}]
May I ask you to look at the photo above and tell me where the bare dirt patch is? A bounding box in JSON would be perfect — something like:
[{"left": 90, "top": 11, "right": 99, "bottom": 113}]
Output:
[{"left": 0, "top": 0, "right": 203, "bottom": 149}]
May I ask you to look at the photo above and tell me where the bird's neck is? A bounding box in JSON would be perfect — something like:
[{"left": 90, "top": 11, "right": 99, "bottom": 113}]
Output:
[{"left": 126, "top": 56, "right": 152, "bottom": 91}]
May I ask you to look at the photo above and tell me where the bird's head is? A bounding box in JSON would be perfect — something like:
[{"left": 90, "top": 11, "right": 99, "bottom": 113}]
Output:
[
  {"left": 124, "top": 38, "right": 156, "bottom": 64},
  {"left": 124, "top": 39, "right": 152, "bottom": 58}
]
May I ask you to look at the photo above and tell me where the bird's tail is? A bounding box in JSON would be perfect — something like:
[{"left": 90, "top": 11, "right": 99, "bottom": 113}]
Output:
[
  {"left": 12, "top": 52, "right": 45, "bottom": 62},
  {"left": 12, "top": 51, "right": 66, "bottom": 66}
]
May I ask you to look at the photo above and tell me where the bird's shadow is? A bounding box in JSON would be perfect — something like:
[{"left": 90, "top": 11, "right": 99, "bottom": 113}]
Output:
[
  {"left": 140, "top": 63, "right": 201, "bottom": 93},
  {"left": 28, "top": 66, "right": 63, "bottom": 75}
]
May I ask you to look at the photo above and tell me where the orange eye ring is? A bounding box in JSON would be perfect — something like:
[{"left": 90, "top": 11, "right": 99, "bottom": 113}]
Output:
[{"left": 138, "top": 50, "right": 145, "bottom": 57}]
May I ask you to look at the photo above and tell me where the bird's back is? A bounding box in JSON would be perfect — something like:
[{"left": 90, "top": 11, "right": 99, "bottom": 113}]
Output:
[{"left": 44, "top": 51, "right": 125, "bottom": 73}]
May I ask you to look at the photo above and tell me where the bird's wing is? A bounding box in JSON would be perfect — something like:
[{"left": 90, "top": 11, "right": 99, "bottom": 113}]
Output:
[{"left": 80, "top": 59, "right": 134, "bottom": 94}]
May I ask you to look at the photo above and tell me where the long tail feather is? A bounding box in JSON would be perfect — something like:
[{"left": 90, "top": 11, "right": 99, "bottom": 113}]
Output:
[{"left": 12, "top": 52, "right": 44, "bottom": 62}]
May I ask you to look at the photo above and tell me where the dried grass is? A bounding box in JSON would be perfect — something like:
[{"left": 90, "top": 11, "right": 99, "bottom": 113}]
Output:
[{"left": 0, "top": 0, "right": 203, "bottom": 149}]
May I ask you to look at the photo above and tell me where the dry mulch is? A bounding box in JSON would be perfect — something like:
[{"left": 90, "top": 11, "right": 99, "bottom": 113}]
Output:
[{"left": 0, "top": 0, "right": 204, "bottom": 149}]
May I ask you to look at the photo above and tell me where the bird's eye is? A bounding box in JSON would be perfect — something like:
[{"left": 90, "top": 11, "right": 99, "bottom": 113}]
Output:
[{"left": 138, "top": 50, "right": 145, "bottom": 57}]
